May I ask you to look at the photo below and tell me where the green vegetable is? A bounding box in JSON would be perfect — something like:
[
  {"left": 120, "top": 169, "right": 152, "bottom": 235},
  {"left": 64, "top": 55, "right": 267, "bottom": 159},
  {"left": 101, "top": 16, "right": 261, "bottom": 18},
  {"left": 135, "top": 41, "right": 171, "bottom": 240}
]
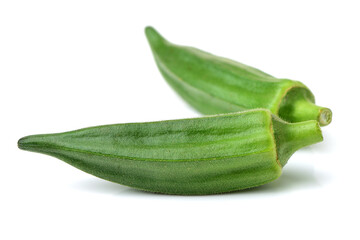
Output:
[
  {"left": 18, "top": 109, "right": 322, "bottom": 195},
  {"left": 145, "top": 27, "right": 332, "bottom": 126}
]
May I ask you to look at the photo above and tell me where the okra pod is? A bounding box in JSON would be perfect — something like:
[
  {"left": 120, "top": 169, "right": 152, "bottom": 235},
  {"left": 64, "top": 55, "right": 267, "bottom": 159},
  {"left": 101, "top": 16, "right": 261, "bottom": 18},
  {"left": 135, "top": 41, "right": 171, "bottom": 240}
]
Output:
[
  {"left": 18, "top": 109, "right": 322, "bottom": 195},
  {"left": 145, "top": 27, "right": 332, "bottom": 126}
]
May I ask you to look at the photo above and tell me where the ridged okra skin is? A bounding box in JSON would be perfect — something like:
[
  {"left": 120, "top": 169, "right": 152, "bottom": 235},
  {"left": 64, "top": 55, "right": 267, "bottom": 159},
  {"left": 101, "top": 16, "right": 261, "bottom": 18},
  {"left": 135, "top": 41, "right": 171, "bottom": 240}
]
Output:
[
  {"left": 145, "top": 27, "right": 332, "bottom": 126},
  {"left": 18, "top": 110, "right": 322, "bottom": 195}
]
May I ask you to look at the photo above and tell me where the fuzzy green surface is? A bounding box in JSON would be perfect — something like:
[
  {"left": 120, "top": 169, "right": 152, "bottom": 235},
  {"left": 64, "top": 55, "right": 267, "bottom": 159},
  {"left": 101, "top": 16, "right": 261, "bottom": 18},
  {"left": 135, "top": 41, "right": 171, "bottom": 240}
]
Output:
[
  {"left": 145, "top": 26, "right": 332, "bottom": 126},
  {"left": 18, "top": 110, "right": 322, "bottom": 195}
]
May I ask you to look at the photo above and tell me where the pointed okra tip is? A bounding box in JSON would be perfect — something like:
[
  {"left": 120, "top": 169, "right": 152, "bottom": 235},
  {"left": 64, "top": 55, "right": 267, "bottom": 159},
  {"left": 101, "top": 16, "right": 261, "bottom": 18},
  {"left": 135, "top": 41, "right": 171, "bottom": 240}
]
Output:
[
  {"left": 18, "top": 136, "right": 34, "bottom": 151},
  {"left": 18, "top": 134, "right": 47, "bottom": 152},
  {"left": 145, "top": 26, "right": 167, "bottom": 47}
]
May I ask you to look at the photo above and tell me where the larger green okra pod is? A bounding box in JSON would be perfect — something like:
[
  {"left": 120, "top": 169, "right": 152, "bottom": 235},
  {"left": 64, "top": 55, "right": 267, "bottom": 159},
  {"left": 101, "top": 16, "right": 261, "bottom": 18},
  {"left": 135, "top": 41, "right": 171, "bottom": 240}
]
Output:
[
  {"left": 145, "top": 27, "right": 332, "bottom": 126},
  {"left": 18, "top": 109, "right": 322, "bottom": 195}
]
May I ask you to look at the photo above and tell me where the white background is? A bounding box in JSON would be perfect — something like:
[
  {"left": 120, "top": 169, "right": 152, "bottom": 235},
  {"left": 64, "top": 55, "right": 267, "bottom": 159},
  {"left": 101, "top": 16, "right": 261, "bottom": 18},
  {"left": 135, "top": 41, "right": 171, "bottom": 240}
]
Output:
[{"left": 1, "top": 1, "right": 359, "bottom": 239}]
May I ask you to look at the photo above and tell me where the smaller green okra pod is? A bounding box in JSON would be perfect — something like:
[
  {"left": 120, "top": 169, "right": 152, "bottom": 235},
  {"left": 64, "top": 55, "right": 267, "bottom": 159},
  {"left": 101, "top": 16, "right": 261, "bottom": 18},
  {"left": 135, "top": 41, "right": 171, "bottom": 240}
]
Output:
[
  {"left": 18, "top": 109, "right": 323, "bottom": 195},
  {"left": 145, "top": 27, "right": 332, "bottom": 126}
]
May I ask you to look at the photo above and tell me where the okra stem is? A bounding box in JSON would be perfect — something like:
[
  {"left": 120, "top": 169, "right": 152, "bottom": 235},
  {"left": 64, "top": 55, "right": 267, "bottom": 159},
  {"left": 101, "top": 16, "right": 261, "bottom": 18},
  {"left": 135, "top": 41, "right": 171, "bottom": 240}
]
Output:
[
  {"left": 278, "top": 90, "right": 332, "bottom": 126},
  {"left": 273, "top": 117, "right": 323, "bottom": 167},
  {"left": 294, "top": 99, "right": 332, "bottom": 126}
]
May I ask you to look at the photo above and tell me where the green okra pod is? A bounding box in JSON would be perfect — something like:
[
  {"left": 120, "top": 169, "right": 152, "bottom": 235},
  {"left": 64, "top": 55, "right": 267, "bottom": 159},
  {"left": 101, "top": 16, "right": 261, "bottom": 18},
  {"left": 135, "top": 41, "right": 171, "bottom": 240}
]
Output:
[
  {"left": 145, "top": 27, "right": 332, "bottom": 126},
  {"left": 18, "top": 109, "right": 322, "bottom": 195}
]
